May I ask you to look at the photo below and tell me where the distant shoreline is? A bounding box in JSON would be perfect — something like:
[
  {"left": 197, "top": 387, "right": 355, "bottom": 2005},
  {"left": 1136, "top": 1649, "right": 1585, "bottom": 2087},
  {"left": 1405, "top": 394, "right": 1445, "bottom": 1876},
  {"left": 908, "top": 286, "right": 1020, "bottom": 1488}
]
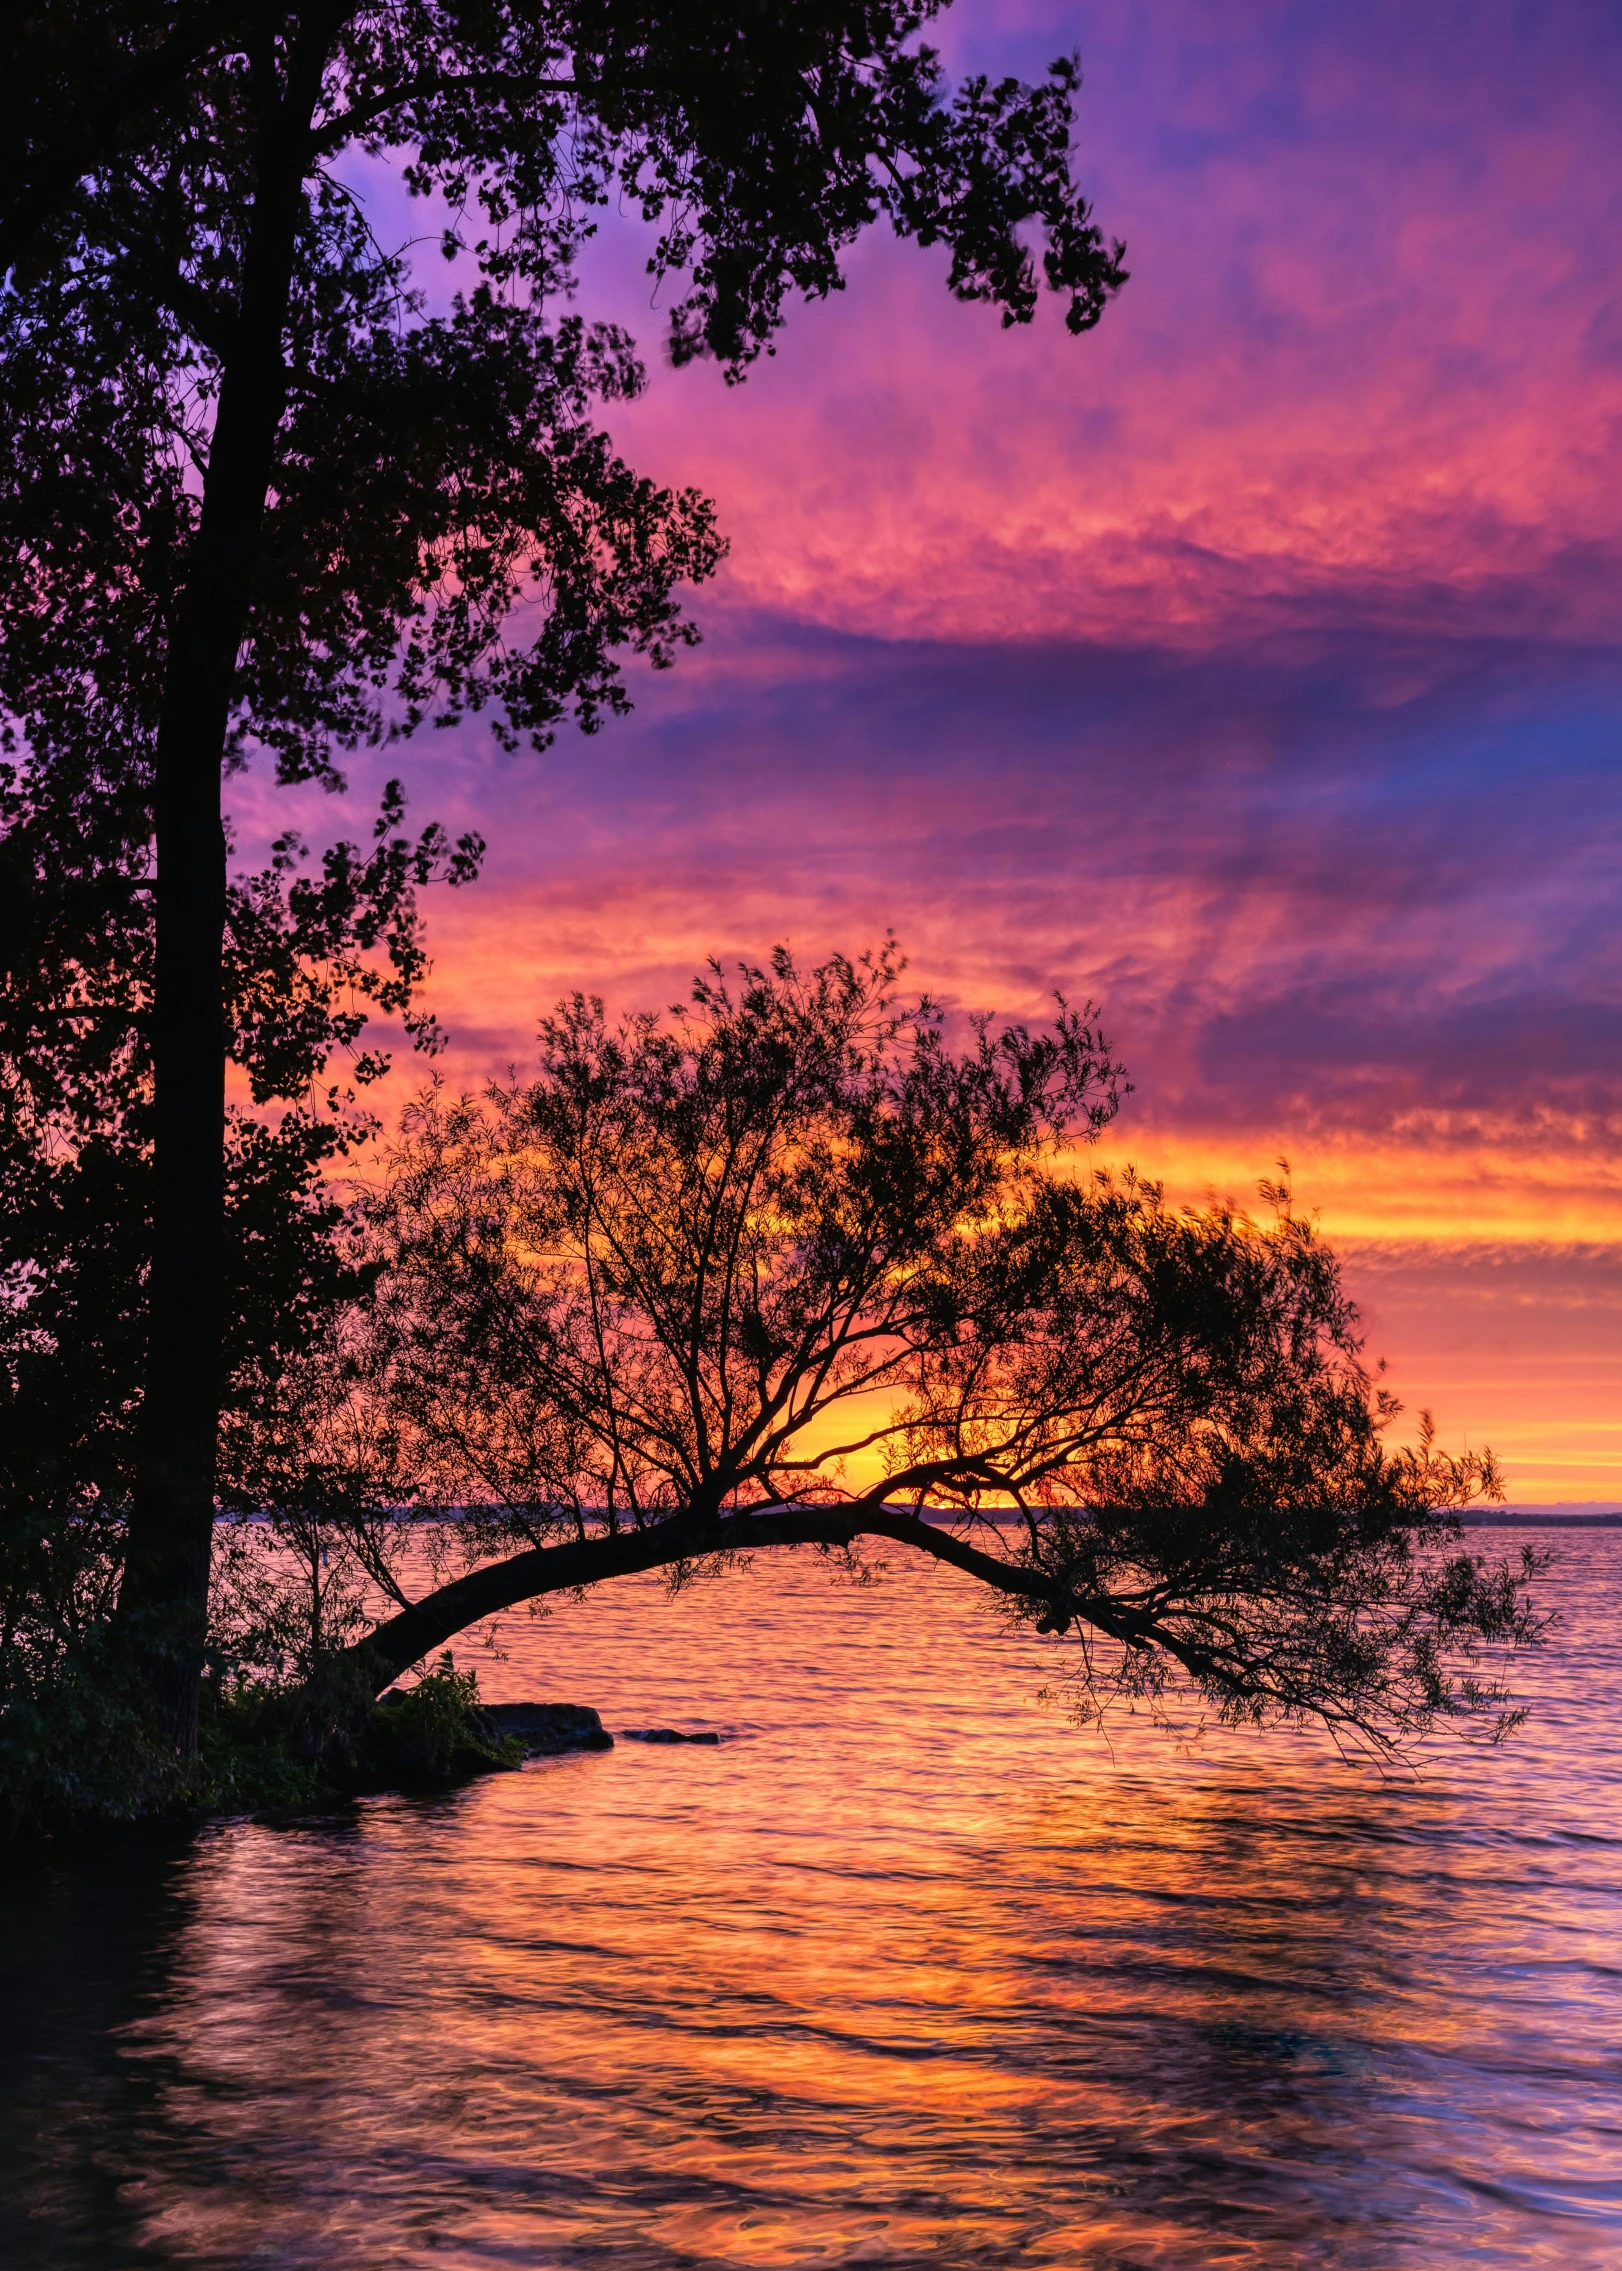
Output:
[
  {"left": 1464, "top": 1512, "right": 1622, "bottom": 1527},
  {"left": 217, "top": 1507, "right": 1622, "bottom": 1528}
]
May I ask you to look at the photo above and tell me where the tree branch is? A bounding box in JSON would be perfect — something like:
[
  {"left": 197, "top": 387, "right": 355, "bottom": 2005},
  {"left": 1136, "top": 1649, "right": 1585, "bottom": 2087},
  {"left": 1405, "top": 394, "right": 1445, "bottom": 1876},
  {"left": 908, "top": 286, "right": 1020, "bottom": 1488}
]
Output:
[
  {"left": 309, "top": 70, "right": 583, "bottom": 154},
  {"left": 1, "top": 0, "right": 245, "bottom": 277},
  {"left": 337, "top": 1497, "right": 1156, "bottom": 1691}
]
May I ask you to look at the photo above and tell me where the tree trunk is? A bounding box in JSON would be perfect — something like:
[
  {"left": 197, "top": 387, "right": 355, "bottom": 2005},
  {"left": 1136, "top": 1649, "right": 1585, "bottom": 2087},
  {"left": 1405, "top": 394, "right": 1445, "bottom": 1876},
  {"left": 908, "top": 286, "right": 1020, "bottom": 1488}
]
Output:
[
  {"left": 116, "top": 60, "right": 321, "bottom": 1756},
  {"left": 341, "top": 1505, "right": 1079, "bottom": 1694}
]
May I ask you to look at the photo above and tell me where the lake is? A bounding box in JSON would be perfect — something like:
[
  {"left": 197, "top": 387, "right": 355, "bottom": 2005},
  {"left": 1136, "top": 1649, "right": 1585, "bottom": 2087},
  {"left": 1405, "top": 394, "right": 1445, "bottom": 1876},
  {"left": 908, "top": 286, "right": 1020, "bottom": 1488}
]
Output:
[{"left": 2, "top": 1526, "right": 1620, "bottom": 2268}]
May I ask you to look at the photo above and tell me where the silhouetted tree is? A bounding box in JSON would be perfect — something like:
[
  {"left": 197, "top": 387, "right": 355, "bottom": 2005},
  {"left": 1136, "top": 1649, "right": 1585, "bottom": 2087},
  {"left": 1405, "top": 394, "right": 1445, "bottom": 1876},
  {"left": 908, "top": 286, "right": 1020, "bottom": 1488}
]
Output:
[
  {"left": 266, "top": 945, "right": 1535, "bottom": 1760},
  {"left": 0, "top": 1, "right": 1127, "bottom": 1749},
  {"left": 0, "top": 740, "right": 467, "bottom": 1811}
]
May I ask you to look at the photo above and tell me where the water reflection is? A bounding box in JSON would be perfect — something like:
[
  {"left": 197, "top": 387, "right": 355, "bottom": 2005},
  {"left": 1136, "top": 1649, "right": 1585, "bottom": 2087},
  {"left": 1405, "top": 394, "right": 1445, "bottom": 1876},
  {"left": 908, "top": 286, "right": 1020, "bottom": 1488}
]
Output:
[
  {"left": 3, "top": 1533, "right": 1620, "bottom": 2268},
  {"left": 0, "top": 1832, "right": 199, "bottom": 2268}
]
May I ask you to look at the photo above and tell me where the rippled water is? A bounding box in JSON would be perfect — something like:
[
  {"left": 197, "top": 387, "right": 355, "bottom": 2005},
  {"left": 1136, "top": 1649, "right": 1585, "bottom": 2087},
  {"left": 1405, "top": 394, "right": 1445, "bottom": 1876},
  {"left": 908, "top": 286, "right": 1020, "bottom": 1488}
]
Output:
[{"left": 3, "top": 1528, "right": 1621, "bottom": 2269}]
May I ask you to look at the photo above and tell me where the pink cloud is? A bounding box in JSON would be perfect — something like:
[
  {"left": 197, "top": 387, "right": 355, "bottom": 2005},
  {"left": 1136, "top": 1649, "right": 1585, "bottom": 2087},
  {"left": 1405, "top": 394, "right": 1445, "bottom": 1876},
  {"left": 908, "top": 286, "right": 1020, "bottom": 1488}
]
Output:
[
  {"left": 238, "top": 1, "right": 1622, "bottom": 1498},
  {"left": 559, "top": 0, "right": 1622, "bottom": 646}
]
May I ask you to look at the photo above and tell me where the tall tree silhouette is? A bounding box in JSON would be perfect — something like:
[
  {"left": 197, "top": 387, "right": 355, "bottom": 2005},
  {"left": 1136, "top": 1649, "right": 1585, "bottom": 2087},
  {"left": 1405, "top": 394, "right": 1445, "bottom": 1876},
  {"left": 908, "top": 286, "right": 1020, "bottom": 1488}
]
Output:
[{"left": 0, "top": 2, "right": 1127, "bottom": 1749}]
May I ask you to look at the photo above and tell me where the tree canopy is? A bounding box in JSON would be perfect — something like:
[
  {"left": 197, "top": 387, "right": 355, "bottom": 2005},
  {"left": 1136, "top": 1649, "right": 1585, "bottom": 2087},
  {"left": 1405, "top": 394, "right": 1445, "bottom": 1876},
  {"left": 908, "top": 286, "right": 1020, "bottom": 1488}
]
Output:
[{"left": 220, "top": 945, "right": 1537, "bottom": 1763}]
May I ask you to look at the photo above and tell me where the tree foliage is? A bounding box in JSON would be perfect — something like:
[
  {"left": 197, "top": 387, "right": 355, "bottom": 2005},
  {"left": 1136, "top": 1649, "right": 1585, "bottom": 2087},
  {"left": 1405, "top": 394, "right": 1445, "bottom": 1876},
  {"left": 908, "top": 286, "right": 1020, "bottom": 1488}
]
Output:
[
  {"left": 229, "top": 945, "right": 1539, "bottom": 1762},
  {"left": 0, "top": 741, "right": 470, "bottom": 1699},
  {"left": 1, "top": 0, "right": 1121, "bottom": 806}
]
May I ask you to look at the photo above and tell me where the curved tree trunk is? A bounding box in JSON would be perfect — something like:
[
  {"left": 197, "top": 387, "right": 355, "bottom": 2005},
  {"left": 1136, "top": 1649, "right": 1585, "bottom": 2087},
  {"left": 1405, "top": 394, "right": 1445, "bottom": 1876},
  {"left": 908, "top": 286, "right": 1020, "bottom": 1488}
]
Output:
[{"left": 343, "top": 1505, "right": 1090, "bottom": 1694}]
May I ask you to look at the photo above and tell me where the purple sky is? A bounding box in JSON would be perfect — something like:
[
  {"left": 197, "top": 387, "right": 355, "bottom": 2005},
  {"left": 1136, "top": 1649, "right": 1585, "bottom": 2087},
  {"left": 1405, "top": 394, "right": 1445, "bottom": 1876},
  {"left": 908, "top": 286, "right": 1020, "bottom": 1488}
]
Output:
[{"left": 244, "top": 0, "right": 1622, "bottom": 1496}]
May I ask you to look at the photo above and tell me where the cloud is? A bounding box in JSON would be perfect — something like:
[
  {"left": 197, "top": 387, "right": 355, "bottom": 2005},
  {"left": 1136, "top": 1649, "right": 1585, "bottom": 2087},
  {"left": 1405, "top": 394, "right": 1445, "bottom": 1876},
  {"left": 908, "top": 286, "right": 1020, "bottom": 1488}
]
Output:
[
  {"left": 568, "top": 0, "right": 1622, "bottom": 647},
  {"left": 1343, "top": 1241, "right": 1622, "bottom": 1501},
  {"left": 230, "top": 0, "right": 1622, "bottom": 1494},
  {"left": 330, "top": 621, "right": 1619, "bottom": 1184}
]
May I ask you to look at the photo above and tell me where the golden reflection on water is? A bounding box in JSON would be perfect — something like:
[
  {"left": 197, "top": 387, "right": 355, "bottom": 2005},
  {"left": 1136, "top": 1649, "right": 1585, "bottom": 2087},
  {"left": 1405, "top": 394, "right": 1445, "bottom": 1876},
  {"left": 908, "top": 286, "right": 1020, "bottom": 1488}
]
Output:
[{"left": 4, "top": 1535, "right": 1622, "bottom": 2268}]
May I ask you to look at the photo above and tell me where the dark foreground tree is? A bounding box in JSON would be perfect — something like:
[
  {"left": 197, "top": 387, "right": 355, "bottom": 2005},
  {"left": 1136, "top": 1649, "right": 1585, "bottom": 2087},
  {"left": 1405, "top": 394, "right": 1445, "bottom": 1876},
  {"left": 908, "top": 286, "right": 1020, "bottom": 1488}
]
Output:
[
  {"left": 232, "top": 945, "right": 1538, "bottom": 1763},
  {"left": 1, "top": 2, "right": 1128, "bottom": 1749},
  {"left": 0, "top": 730, "right": 483, "bottom": 1816}
]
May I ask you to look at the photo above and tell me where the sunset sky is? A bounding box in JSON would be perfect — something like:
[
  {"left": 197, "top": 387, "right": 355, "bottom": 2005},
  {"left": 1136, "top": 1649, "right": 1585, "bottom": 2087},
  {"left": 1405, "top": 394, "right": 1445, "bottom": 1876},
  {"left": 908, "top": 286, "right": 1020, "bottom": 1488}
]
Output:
[{"left": 252, "top": 0, "right": 1622, "bottom": 1499}]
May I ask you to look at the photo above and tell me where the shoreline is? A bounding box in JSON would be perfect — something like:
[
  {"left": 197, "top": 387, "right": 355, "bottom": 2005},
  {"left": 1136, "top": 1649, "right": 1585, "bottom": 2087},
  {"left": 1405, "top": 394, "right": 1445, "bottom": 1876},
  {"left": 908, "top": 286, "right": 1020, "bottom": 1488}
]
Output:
[{"left": 1463, "top": 1512, "right": 1622, "bottom": 1527}]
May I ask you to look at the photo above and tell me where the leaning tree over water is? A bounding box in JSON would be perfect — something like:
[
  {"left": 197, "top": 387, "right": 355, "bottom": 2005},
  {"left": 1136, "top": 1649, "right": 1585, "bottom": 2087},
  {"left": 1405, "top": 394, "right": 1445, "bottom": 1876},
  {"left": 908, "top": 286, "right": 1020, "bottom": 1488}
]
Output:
[{"left": 236, "top": 944, "right": 1538, "bottom": 1760}]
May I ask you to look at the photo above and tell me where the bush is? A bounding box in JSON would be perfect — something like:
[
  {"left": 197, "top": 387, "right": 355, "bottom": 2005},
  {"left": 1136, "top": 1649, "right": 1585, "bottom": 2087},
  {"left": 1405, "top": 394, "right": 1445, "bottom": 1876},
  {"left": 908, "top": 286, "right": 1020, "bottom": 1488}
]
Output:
[
  {"left": 356, "top": 1655, "right": 521, "bottom": 1790},
  {"left": 1, "top": 1644, "right": 518, "bottom": 1843},
  {"left": 0, "top": 1635, "right": 183, "bottom": 1840}
]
